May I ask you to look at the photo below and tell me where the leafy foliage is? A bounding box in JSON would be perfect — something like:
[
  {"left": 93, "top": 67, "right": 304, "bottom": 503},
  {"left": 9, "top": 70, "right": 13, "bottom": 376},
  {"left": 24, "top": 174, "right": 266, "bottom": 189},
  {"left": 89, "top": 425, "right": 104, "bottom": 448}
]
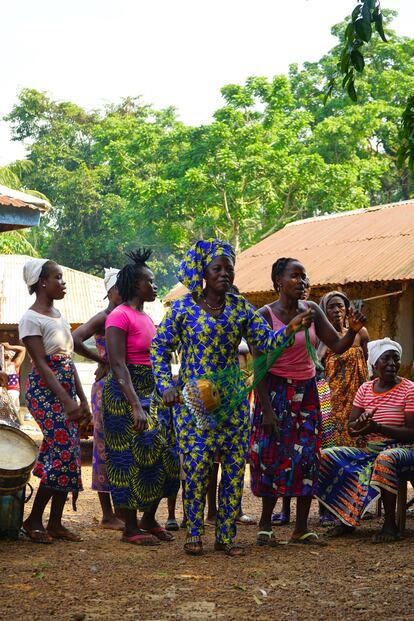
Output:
[
  {"left": 325, "top": 1, "right": 387, "bottom": 103},
  {"left": 397, "top": 96, "right": 414, "bottom": 171},
  {"left": 3, "top": 12, "right": 414, "bottom": 292}
]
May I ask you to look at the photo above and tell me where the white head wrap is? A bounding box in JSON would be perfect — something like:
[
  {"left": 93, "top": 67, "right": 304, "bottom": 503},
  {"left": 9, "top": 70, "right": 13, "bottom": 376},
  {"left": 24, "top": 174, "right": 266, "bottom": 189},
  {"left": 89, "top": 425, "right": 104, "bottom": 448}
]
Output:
[
  {"left": 23, "top": 258, "right": 49, "bottom": 293},
  {"left": 104, "top": 268, "right": 119, "bottom": 294},
  {"left": 367, "top": 338, "right": 402, "bottom": 377}
]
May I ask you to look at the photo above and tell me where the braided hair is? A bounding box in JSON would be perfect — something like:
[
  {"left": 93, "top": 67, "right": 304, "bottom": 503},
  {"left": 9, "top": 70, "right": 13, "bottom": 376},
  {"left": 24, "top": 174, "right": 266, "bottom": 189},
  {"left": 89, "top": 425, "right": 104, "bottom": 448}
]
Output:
[
  {"left": 116, "top": 248, "right": 153, "bottom": 302},
  {"left": 30, "top": 260, "right": 57, "bottom": 295},
  {"left": 271, "top": 257, "right": 298, "bottom": 290}
]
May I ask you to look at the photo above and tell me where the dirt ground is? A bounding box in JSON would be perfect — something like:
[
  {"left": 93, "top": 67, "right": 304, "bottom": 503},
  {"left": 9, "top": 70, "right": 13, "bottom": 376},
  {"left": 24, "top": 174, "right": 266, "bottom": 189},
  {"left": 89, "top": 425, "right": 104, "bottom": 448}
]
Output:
[{"left": 1, "top": 460, "right": 414, "bottom": 621}]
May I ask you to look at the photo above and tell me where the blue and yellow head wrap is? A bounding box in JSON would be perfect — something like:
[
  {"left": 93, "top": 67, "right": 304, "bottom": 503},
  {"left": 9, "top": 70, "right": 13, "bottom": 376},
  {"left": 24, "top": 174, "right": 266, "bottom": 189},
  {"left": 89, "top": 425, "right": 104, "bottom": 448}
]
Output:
[{"left": 176, "top": 238, "right": 236, "bottom": 296}]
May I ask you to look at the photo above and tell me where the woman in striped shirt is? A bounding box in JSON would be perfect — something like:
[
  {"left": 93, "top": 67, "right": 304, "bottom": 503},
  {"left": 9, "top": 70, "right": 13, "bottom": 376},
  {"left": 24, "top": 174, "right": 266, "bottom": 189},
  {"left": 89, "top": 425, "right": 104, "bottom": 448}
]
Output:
[{"left": 316, "top": 338, "right": 414, "bottom": 543}]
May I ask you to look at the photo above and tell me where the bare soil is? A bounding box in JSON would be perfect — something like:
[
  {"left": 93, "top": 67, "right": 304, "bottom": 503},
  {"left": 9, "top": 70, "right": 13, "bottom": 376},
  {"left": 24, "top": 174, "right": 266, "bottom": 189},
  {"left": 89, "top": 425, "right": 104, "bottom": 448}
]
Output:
[{"left": 1, "top": 461, "right": 414, "bottom": 621}]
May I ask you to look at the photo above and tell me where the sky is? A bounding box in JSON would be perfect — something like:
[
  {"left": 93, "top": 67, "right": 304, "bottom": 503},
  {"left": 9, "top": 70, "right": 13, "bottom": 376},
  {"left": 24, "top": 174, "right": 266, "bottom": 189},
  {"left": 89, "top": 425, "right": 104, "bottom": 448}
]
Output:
[{"left": 1, "top": 0, "right": 413, "bottom": 165}]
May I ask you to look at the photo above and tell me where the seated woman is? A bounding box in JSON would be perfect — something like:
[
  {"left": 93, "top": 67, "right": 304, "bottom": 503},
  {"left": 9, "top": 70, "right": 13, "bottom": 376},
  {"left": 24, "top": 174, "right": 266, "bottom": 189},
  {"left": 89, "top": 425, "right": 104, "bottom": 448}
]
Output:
[{"left": 316, "top": 338, "right": 414, "bottom": 543}]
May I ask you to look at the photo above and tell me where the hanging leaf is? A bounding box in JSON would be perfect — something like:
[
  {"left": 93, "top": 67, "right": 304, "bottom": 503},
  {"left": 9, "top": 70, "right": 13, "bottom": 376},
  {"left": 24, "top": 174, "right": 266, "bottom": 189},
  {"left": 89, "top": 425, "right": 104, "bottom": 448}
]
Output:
[
  {"left": 354, "top": 16, "right": 372, "bottom": 43},
  {"left": 374, "top": 12, "right": 387, "bottom": 42},
  {"left": 350, "top": 50, "right": 365, "bottom": 73},
  {"left": 347, "top": 79, "right": 357, "bottom": 102},
  {"left": 325, "top": 0, "right": 387, "bottom": 105},
  {"left": 340, "top": 50, "right": 350, "bottom": 74}
]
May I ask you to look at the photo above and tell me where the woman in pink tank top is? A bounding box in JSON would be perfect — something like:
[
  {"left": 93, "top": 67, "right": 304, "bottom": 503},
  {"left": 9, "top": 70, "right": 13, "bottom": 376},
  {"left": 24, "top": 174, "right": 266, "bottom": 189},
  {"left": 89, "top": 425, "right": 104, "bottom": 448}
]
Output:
[{"left": 250, "top": 257, "right": 366, "bottom": 547}]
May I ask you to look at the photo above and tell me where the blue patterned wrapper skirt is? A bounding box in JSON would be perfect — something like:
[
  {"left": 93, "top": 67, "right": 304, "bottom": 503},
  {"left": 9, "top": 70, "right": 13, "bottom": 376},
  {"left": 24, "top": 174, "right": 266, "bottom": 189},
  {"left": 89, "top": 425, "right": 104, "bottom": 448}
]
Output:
[{"left": 103, "top": 364, "right": 180, "bottom": 511}]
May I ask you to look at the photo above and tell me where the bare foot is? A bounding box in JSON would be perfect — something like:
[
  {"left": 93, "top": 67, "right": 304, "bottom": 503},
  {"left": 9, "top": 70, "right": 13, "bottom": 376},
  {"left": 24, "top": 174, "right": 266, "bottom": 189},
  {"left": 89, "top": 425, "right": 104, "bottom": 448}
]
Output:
[
  {"left": 325, "top": 524, "right": 355, "bottom": 538},
  {"left": 100, "top": 516, "right": 124, "bottom": 531},
  {"left": 47, "top": 525, "right": 82, "bottom": 541},
  {"left": 372, "top": 525, "right": 402, "bottom": 544}
]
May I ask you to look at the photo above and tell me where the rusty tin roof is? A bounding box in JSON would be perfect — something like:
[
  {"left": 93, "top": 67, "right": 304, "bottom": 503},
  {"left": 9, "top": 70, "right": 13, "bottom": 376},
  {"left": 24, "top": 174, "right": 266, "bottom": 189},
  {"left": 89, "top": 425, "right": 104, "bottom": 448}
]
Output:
[{"left": 165, "top": 200, "right": 414, "bottom": 301}]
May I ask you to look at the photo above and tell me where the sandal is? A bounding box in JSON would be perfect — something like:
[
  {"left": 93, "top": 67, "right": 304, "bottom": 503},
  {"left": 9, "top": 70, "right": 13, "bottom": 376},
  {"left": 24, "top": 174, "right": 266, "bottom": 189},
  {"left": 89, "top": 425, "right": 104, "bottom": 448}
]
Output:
[
  {"left": 121, "top": 531, "right": 160, "bottom": 546},
  {"left": 289, "top": 532, "right": 327, "bottom": 546},
  {"left": 146, "top": 526, "right": 175, "bottom": 542},
  {"left": 214, "top": 542, "right": 246, "bottom": 557},
  {"left": 22, "top": 526, "right": 53, "bottom": 544},
  {"left": 256, "top": 530, "right": 278, "bottom": 547},
  {"left": 165, "top": 518, "right": 179, "bottom": 532},
  {"left": 184, "top": 536, "right": 203, "bottom": 556},
  {"left": 271, "top": 512, "right": 290, "bottom": 526}
]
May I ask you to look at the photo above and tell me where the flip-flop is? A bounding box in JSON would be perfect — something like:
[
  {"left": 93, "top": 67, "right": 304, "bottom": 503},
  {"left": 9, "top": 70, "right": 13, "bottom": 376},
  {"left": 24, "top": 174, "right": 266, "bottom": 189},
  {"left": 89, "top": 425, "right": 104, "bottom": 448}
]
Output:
[
  {"left": 22, "top": 527, "right": 53, "bottom": 544},
  {"left": 236, "top": 514, "right": 257, "bottom": 525},
  {"left": 165, "top": 518, "right": 180, "bottom": 532},
  {"left": 121, "top": 531, "right": 160, "bottom": 546},
  {"left": 214, "top": 542, "right": 246, "bottom": 557},
  {"left": 271, "top": 512, "right": 290, "bottom": 526},
  {"left": 146, "top": 526, "right": 175, "bottom": 542},
  {"left": 319, "top": 514, "right": 336, "bottom": 527},
  {"left": 47, "top": 529, "right": 82, "bottom": 542},
  {"left": 256, "top": 530, "right": 278, "bottom": 547},
  {"left": 289, "top": 532, "right": 327, "bottom": 546}
]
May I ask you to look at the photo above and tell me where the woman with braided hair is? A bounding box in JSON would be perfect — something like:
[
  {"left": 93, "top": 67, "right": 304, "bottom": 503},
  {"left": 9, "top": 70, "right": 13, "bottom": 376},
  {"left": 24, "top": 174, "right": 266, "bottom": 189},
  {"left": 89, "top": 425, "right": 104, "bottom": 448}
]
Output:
[
  {"left": 250, "top": 257, "right": 366, "bottom": 546},
  {"left": 103, "top": 249, "right": 180, "bottom": 546}
]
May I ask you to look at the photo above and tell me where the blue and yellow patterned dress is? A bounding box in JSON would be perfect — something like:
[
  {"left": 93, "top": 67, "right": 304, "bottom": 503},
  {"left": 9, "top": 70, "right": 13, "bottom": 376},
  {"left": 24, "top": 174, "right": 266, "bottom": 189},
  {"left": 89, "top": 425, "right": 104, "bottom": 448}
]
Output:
[{"left": 150, "top": 292, "right": 289, "bottom": 544}]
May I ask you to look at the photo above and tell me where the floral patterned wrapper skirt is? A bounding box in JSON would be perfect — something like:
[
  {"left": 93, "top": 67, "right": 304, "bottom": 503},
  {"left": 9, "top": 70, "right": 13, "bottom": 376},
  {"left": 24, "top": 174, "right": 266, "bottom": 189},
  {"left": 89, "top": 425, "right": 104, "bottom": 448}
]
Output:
[
  {"left": 26, "top": 355, "right": 82, "bottom": 492},
  {"left": 250, "top": 374, "right": 321, "bottom": 497}
]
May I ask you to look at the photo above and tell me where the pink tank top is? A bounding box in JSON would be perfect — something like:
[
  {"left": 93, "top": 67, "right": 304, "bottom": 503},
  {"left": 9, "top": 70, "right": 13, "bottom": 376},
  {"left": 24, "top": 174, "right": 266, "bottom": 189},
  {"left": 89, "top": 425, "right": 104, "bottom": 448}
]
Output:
[{"left": 265, "top": 304, "right": 316, "bottom": 380}]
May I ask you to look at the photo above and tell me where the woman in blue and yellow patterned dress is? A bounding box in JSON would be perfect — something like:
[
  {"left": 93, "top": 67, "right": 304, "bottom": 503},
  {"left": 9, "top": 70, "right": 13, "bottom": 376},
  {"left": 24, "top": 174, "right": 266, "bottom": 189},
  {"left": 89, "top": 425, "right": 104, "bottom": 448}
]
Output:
[{"left": 150, "top": 239, "right": 311, "bottom": 556}]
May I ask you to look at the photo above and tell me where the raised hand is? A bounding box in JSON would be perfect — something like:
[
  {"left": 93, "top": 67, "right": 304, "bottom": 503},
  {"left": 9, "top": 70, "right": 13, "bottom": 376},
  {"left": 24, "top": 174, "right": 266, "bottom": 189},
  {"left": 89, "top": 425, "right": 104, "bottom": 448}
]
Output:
[{"left": 348, "top": 307, "right": 367, "bottom": 332}]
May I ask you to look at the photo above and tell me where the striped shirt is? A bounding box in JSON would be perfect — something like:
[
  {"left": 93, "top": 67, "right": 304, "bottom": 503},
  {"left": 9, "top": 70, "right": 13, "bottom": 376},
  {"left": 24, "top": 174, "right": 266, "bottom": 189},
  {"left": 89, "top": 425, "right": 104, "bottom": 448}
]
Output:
[{"left": 353, "top": 377, "right": 414, "bottom": 440}]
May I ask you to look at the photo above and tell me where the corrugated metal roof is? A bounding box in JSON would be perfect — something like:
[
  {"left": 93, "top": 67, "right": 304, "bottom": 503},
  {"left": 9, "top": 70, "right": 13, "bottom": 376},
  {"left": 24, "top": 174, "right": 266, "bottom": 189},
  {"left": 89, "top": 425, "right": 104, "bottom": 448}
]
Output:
[
  {"left": 0, "top": 196, "right": 34, "bottom": 209},
  {"left": 165, "top": 200, "right": 414, "bottom": 301},
  {"left": 0, "top": 185, "right": 50, "bottom": 211},
  {"left": 0, "top": 255, "right": 165, "bottom": 326}
]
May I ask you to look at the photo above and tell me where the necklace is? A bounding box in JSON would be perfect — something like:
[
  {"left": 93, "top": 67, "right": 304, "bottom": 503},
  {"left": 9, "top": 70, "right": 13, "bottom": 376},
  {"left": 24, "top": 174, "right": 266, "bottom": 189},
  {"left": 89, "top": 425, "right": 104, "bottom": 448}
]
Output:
[{"left": 203, "top": 294, "right": 225, "bottom": 311}]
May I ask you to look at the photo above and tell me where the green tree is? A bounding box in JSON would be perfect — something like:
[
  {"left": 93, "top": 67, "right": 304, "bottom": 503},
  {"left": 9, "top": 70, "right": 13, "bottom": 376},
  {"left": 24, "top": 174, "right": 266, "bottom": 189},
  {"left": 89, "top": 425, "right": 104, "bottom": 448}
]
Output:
[{"left": 4, "top": 12, "right": 413, "bottom": 290}]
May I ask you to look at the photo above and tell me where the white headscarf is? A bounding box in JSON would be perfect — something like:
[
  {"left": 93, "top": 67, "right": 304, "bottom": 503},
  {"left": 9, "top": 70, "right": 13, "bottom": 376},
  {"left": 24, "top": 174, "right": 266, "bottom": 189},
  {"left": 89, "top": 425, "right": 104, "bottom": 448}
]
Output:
[
  {"left": 23, "top": 258, "right": 49, "bottom": 293},
  {"left": 104, "top": 268, "right": 119, "bottom": 294},
  {"left": 367, "top": 338, "right": 402, "bottom": 377}
]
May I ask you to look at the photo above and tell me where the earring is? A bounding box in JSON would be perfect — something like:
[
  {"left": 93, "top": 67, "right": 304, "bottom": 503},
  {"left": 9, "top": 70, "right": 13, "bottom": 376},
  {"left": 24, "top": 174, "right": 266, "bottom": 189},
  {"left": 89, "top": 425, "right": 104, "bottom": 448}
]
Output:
[{"left": 42, "top": 284, "right": 46, "bottom": 288}]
